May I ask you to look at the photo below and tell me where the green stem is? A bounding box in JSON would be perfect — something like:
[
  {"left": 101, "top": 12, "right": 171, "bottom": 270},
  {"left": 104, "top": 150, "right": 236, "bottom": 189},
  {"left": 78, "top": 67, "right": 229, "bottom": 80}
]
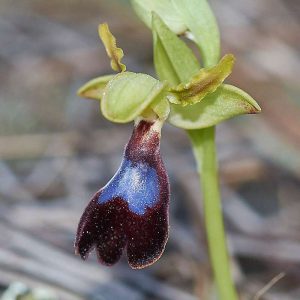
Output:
[{"left": 188, "top": 126, "right": 238, "bottom": 300}]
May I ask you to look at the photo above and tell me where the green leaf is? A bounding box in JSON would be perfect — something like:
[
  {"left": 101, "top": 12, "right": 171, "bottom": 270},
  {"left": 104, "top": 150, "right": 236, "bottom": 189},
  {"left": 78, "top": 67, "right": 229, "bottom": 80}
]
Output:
[
  {"left": 131, "top": 0, "right": 187, "bottom": 34},
  {"left": 168, "top": 84, "right": 261, "bottom": 129},
  {"left": 98, "top": 23, "right": 126, "bottom": 72},
  {"left": 169, "top": 54, "right": 235, "bottom": 106},
  {"left": 171, "top": 0, "right": 220, "bottom": 67},
  {"left": 101, "top": 72, "right": 167, "bottom": 123},
  {"left": 152, "top": 12, "right": 200, "bottom": 86},
  {"left": 77, "top": 74, "right": 115, "bottom": 100}
]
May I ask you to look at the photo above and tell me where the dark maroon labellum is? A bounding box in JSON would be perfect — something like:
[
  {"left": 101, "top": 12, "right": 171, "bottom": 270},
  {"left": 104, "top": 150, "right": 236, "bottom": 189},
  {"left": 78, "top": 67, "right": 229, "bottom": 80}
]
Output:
[{"left": 75, "top": 120, "right": 170, "bottom": 269}]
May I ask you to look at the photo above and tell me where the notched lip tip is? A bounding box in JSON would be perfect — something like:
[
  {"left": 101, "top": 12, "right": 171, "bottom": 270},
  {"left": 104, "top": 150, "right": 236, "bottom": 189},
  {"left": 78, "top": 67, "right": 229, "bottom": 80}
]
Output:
[
  {"left": 96, "top": 255, "right": 119, "bottom": 267},
  {"left": 99, "top": 261, "right": 116, "bottom": 267}
]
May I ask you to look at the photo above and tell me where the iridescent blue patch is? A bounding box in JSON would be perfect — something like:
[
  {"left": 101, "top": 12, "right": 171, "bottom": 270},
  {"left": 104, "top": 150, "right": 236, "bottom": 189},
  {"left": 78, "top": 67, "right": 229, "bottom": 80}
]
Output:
[{"left": 98, "top": 159, "right": 159, "bottom": 215}]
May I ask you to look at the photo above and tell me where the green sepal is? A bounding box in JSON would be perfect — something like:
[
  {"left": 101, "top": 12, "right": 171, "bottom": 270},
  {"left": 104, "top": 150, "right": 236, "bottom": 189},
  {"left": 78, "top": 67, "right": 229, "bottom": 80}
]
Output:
[
  {"left": 171, "top": 0, "right": 220, "bottom": 67},
  {"left": 77, "top": 75, "right": 115, "bottom": 100},
  {"left": 98, "top": 23, "right": 126, "bottom": 72},
  {"left": 168, "top": 84, "right": 261, "bottom": 129},
  {"left": 131, "top": 0, "right": 187, "bottom": 35},
  {"left": 168, "top": 54, "right": 235, "bottom": 106},
  {"left": 101, "top": 72, "right": 168, "bottom": 123},
  {"left": 152, "top": 12, "right": 200, "bottom": 86}
]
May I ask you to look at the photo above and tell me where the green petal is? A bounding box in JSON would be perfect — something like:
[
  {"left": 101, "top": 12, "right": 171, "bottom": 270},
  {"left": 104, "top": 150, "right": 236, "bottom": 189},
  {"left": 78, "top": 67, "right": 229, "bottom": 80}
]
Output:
[
  {"left": 169, "top": 54, "right": 235, "bottom": 106},
  {"left": 131, "top": 0, "right": 187, "bottom": 34},
  {"left": 77, "top": 75, "right": 115, "bottom": 100},
  {"left": 152, "top": 12, "right": 200, "bottom": 86},
  {"left": 98, "top": 23, "right": 126, "bottom": 72},
  {"left": 168, "top": 84, "right": 261, "bottom": 129},
  {"left": 171, "top": 0, "right": 220, "bottom": 67},
  {"left": 101, "top": 72, "right": 167, "bottom": 123}
]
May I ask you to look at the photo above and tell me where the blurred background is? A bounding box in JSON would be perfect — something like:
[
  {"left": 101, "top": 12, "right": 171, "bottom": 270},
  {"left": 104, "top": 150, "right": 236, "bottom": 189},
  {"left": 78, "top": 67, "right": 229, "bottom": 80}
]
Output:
[{"left": 0, "top": 0, "right": 300, "bottom": 299}]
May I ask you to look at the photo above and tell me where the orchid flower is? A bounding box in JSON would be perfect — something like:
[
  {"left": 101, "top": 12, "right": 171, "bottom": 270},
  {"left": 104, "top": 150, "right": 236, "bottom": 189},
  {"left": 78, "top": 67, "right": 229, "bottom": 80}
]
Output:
[
  {"left": 75, "top": 15, "right": 260, "bottom": 272},
  {"left": 75, "top": 119, "right": 169, "bottom": 269}
]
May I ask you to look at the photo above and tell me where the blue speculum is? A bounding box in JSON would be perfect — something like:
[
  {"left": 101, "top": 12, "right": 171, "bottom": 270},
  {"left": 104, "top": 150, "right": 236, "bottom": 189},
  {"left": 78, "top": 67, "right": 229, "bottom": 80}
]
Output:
[
  {"left": 75, "top": 120, "right": 170, "bottom": 269},
  {"left": 99, "top": 159, "right": 159, "bottom": 215}
]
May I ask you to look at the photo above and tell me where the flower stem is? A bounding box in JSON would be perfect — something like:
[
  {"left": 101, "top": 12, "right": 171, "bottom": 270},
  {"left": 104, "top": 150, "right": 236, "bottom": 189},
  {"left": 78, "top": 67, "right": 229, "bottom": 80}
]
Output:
[{"left": 188, "top": 126, "right": 238, "bottom": 300}]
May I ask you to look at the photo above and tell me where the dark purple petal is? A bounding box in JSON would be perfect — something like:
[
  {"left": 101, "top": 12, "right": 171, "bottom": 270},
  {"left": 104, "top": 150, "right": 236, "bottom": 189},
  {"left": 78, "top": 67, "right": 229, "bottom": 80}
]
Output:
[{"left": 75, "top": 120, "right": 170, "bottom": 269}]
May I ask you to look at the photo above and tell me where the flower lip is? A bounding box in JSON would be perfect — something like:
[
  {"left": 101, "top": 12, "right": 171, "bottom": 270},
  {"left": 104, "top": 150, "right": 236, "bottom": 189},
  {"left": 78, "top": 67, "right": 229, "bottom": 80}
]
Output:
[
  {"left": 99, "top": 158, "right": 160, "bottom": 215},
  {"left": 75, "top": 120, "right": 170, "bottom": 269}
]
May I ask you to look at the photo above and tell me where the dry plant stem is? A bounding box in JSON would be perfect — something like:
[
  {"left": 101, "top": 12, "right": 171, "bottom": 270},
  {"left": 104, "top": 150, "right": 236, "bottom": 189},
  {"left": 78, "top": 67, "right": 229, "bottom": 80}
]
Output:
[
  {"left": 253, "top": 272, "right": 285, "bottom": 300},
  {"left": 188, "top": 126, "right": 238, "bottom": 300}
]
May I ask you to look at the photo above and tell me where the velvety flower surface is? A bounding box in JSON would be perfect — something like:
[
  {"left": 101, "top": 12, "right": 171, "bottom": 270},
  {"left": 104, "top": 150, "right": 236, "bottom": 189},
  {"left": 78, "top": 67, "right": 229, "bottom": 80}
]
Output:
[{"left": 75, "top": 120, "right": 170, "bottom": 269}]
